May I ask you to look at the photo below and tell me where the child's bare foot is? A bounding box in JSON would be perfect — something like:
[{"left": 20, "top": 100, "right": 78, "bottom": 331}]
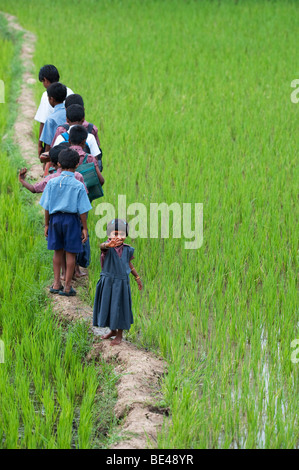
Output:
[
  {"left": 110, "top": 330, "right": 123, "bottom": 346},
  {"left": 74, "top": 265, "right": 87, "bottom": 279},
  {"left": 75, "top": 271, "right": 87, "bottom": 278},
  {"left": 110, "top": 336, "right": 122, "bottom": 346},
  {"left": 101, "top": 330, "right": 117, "bottom": 340}
]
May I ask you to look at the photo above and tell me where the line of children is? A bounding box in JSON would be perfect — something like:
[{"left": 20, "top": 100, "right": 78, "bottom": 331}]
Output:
[
  {"left": 40, "top": 148, "right": 92, "bottom": 296},
  {"left": 19, "top": 64, "right": 142, "bottom": 345},
  {"left": 52, "top": 104, "right": 101, "bottom": 160},
  {"left": 53, "top": 93, "right": 101, "bottom": 148},
  {"left": 18, "top": 145, "right": 87, "bottom": 193},
  {"left": 19, "top": 145, "right": 90, "bottom": 281}
]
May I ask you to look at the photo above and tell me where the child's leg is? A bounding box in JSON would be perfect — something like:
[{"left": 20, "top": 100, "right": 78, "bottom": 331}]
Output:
[
  {"left": 110, "top": 329, "right": 123, "bottom": 346},
  {"left": 64, "top": 251, "right": 77, "bottom": 293},
  {"left": 53, "top": 249, "right": 64, "bottom": 289},
  {"left": 61, "top": 250, "right": 66, "bottom": 280},
  {"left": 44, "top": 161, "right": 52, "bottom": 176},
  {"left": 73, "top": 263, "right": 87, "bottom": 278}
]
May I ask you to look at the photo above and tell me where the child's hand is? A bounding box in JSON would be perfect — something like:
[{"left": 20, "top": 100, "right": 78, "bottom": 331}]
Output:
[
  {"left": 136, "top": 278, "right": 143, "bottom": 291},
  {"left": 106, "top": 238, "right": 123, "bottom": 248},
  {"left": 114, "top": 237, "right": 125, "bottom": 246},
  {"left": 19, "top": 168, "right": 27, "bottom": 181},
  {"left": 44, "top": 224, "right": 49, "bottom": 237},
  {"left": 82, "top": 229, "right": 88, "bottom": 244}
]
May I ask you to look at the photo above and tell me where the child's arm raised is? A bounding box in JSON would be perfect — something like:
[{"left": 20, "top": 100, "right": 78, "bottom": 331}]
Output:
[
  {"left": 18, "top": 168, "right": 36, "bottom": 193},
  {"left": 100, "top": 238, "right": 123, "bottom": 250},
  {"left": 129, "top": 261, "right": 143, "bottom": 291}
]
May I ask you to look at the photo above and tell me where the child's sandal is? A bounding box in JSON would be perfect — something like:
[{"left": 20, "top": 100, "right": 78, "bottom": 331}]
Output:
[
  {"left": 58, "top": 287, "right": 76, "bottom": 297},
  {"left": 49, "top": 285, "right": 64, "bottom": 294}
]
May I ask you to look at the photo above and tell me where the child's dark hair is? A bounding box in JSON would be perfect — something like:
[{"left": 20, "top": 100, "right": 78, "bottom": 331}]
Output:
[
  {"left": 65, "top": 93, "right": 84, "bottom": 109},
  {"left": 47, "top": 82, "right": 67, "bottom": 103},
  {"left": 49, "top": 146, "right": 60, "bottom": 166},
  {"left": 58, "top": 148, "right": 80, "bottom": 169},
  {"left": 38, "top": 65, "right": 60, "bottom": 83},
  {"left": 107, "top": 219, "right": 129, "bottom": 237},
  {"left": 69, "top": 125, "right": 88, "bottom": 145},
  {"left": 66, "top": 104, "right": 85, "bottom": 123},
  {"left": 49, "top": 143, "right": 69, "bottom": 165}
]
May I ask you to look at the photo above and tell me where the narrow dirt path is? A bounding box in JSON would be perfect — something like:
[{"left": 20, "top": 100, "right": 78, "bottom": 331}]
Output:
[
  {"left": 3, "top": 13, "right": 42, "bottom": 180},
  {"left": 3, "top": 12, "right": 168, "bottom": 449},
  {"left": 53, "top": 291, "right": 167, "bottom": 449}
]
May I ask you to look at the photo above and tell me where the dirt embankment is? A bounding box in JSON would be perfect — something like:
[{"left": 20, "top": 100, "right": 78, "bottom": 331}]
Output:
[
  {"left": 3, "top": 12, "right": 168, "bottom": 449},
  {"left": 53, "top": 292, "right": 167, "bottom": 449}
]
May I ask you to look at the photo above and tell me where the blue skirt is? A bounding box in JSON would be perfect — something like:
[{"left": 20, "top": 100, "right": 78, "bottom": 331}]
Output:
[{"left": 93, "top": 272, "right": 133, "bottom": 331}]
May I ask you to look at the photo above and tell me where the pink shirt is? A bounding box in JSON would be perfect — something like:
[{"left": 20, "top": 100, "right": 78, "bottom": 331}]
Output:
[
  {"left": 50, "top": 119, "right": 101, "bottom": 147},
  {"left": 69, "top": 145, "right": 98, "bottom": 167},
  {"left": 33, "top": 168, "right": 88, "bottom": 193}
]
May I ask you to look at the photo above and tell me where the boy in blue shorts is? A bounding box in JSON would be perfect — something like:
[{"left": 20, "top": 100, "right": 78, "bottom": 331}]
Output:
[{"left": 40, "top": 148, "right": 92, "bottom": 296}]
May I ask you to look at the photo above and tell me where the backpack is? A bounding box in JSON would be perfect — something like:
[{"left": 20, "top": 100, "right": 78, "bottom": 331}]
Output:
[
  {"left": 77, "top": 153, "right": 104, "bottom": 202},
  {"left": 62, "top": 122, "right": 94, "bottom": 132},
  {"left": 62, "top": 123, "right": 103, "bottom": 170}
]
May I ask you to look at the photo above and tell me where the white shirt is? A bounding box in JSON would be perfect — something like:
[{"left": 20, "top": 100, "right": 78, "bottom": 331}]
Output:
[
  {"left": 34, "top": 87, "right": 74, "bottom": 124},
  {"left": 53, "top": 125, "right": 101, "bottom": 157}
]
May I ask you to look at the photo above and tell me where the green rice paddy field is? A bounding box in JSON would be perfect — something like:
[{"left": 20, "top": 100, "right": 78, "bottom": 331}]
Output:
[{"left": 0, "top": 0, "right": 298, "bottom": 449}]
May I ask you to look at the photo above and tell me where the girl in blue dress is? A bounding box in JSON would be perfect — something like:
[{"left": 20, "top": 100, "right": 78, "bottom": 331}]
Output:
[{"left": 93, "top": 219, "right": 143, "bottom": 346}]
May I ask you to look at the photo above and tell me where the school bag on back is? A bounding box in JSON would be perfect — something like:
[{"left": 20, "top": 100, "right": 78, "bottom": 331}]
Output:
[
  {"left": 61, "top": 129, "right": 91, "bottom": 154},
  {"left": 77, "top": 153, "right": 104, "bottom": 202},
  {"left": 62, "top": 122, "right": 103, "bottom": 171}
]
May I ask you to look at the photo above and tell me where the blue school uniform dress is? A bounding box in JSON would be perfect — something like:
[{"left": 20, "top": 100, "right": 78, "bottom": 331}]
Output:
[
  {"left": 40, "top": 171, "right": 92, "bottom": 253},
  {"left": 93, "top": 245, "right": 135, "bottom": 331}
]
